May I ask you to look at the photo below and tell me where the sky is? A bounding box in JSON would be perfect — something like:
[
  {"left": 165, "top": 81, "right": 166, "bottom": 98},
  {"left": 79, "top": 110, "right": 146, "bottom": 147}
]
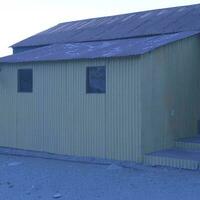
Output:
[{"left": 0, "top": 0, "right": 200, "bottom": 57}]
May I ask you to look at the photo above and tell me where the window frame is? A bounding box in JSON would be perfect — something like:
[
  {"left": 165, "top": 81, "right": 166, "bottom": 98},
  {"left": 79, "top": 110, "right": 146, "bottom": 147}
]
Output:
[
  {"left": 86, "top": 66, "right": 106, "bottom": 94},
  {"left": 17, "top": 69, "right": 33, "bottom": 93}
]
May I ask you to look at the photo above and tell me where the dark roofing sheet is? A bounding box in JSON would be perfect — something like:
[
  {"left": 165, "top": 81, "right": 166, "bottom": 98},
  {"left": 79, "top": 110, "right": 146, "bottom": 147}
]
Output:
[
  {"left": 1, "top": 31, "right": 199, "bottom": 63},
  {"left": 12, "top": 4, "right": 200, "bottom": 47}
]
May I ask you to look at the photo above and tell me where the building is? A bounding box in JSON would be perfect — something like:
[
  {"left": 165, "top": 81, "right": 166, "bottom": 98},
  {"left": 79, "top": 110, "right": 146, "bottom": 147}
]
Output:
[{"left": 1, "top": 4, "right": 200, "bottom": 169}]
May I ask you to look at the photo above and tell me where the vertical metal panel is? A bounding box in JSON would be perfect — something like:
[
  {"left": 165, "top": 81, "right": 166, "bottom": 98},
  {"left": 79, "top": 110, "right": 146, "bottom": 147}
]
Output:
[
  {"left": 0, "top": 66, "right": 17, "bottom": 147},
  {"left": 141, "top": 35, "right": 200, "bottom": 155},
  {"left": 16, "top": 62, "right": 44, "bottom": 151},
  {"left": 0, "top": 58, "right": 142, "bottom": 161},
  {"left": 105, "top": 57, "right": 142, "bottom": 162}
]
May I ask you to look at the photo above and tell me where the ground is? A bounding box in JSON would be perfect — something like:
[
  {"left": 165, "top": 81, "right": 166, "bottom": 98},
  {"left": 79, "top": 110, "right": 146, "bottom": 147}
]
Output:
[{"left": 0, "top": 154, "right": 200, "bottom": 200}]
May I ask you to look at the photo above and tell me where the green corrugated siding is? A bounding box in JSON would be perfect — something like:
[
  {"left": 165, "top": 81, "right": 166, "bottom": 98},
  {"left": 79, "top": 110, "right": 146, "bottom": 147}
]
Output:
[
  {"left": 141, "top": 35, "right": 200, "bottom": 155},
  {"left": 0, "top": 57, "right": 142, "bottom": 162},
  {"left": 105, "top": 58, "right": 142, "bottom": 161},
  {"left": 144, "top": 155, "right": 199, "bottom": 170}
]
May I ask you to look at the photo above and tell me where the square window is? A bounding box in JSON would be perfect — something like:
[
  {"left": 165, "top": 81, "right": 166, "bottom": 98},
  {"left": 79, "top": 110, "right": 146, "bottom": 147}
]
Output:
[
  {"left": 18, "top": 69, "right": 33, "bottom": 93},
  {"left": 86, "top": 66, "right": 106, "bottom": 93}
]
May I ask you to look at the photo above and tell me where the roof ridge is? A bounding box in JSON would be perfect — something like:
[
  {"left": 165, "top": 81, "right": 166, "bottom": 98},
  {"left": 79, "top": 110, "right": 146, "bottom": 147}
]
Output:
[{"left": 58, "top": 3, "right": 200, "bottom": 25}]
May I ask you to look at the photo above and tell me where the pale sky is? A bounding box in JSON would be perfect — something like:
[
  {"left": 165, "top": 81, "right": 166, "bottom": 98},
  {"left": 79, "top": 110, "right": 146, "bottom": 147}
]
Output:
[{"left": 0, "top": 0, "right": 200, "bottom": 57}]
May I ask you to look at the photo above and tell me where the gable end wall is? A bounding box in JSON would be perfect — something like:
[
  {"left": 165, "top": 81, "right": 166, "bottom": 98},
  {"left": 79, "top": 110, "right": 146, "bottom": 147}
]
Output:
[{"left": 141, "top": 35, "right": 200, "bottom": 155}]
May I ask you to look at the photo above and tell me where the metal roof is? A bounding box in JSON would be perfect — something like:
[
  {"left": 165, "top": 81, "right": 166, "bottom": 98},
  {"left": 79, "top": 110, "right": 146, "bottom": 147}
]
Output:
[
  {"left": 1, "top": 31, "right": 199, "bottom": 63},
  {"left": 12, "top": 4, "right": 200, "bottom": 47}
]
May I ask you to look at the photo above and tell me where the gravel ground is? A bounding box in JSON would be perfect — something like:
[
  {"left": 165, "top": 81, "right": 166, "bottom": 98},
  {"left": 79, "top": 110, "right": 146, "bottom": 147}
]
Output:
[{"left": 0, "top": 154, "right": 200, "bottom": 200}]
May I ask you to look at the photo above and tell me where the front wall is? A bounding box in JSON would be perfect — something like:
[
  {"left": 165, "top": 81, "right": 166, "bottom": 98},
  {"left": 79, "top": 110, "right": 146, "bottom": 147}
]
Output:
[{"left": 0, "top": 58, "right": 142, "bottom": 162}]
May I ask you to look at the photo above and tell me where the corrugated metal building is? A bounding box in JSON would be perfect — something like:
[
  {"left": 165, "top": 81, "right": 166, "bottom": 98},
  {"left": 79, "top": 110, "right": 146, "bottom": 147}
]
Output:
[{"left": 1, "top": 4, "right": 200, "bottom": 166}]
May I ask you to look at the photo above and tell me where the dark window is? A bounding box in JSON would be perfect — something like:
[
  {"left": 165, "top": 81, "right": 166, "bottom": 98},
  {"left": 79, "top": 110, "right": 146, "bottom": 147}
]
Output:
[
  {"left": 18, "top": 69, "right": 33, "bottom": 93},
  {"left": 86, "top": 66, "right": 106, "bottom": 93}
]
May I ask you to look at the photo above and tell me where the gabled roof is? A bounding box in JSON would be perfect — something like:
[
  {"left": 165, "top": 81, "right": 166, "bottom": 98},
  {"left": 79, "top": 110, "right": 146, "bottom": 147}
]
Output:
[
  {"left": 1, "top": 4, "right": 200, "bottom": 64},
  {"left": 1, "top": 31, "right": 199, "bottom": 63},
  {"left": 12, "top": 4, "right": 200, "bottom": 48}
]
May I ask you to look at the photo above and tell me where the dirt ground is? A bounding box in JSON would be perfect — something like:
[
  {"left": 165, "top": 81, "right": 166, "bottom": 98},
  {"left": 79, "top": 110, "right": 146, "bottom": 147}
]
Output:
[{"left": 0, "top": 154, "right": 200, "bottom": 200}]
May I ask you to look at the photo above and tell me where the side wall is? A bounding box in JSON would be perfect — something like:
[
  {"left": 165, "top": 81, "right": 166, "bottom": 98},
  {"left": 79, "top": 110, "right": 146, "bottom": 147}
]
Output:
[
  {"left": 141, "top": 36, "right": 200, "bottom": 155},
  {"left": 0, "top": 57, "right": 142, "bottom": 162}
]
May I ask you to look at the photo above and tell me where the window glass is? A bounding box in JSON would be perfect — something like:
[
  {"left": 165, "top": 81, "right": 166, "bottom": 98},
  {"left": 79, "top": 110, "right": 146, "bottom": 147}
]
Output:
[
  {"left": 86, "top": 67, "right": 106, "bottom": 93},
  {"left": 18, "top": 69, "right": 33, "bottom": 93}
]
